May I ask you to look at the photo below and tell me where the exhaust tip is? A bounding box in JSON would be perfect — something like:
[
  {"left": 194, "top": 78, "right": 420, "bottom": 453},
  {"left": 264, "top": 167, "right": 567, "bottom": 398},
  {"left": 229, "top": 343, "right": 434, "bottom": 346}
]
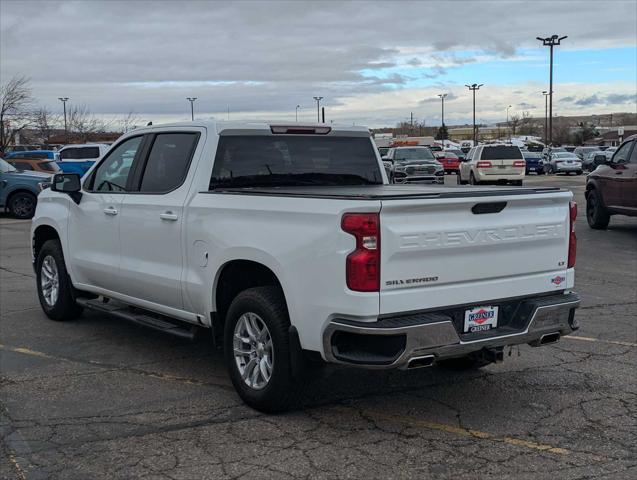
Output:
[
  {"left": 540, "top": 332, "right": 561, "bottom": 345},
  {"left": 407, "top": 355, "right": 435, "bottom": 369}
]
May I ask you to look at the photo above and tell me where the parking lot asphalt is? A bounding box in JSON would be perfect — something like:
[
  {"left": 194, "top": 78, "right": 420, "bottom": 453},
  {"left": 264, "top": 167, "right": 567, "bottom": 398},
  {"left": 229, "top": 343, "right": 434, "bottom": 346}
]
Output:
[{"left": 1, "top": 174, "right": 636, "bottom": 480}]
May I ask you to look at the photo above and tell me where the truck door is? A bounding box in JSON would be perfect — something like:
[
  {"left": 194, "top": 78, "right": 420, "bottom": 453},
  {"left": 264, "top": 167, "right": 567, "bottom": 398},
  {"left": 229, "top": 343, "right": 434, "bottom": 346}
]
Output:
[
  {"left": 118, "top": 130, "right": 202, "bottom": 310},
  {"left": 67, "top": 135, "right": 144, "bottom": 292},
  {"left": 620, "top": 140, "right": 637, "bottom": 209},
  {"left": 605, "top": 140, "right": 634, "bottom": 208}
]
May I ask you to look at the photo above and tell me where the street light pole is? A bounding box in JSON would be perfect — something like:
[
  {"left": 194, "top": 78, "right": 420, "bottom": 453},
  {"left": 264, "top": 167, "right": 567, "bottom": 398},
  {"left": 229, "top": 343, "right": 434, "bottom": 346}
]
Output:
[
  {"left": 506, "top": 104, "right": 512, "bottom": 142},
  {"left": 537, "top": 35, "right": 567, "bottom": 145},
  {"left": 58, "top": 97, "right": 69, "bottom": 141},
  {"left": 295, "top": 105, "right": 300, "bottom": 122},
  {"left": 313, "top": 97, "right": 323, "bottom": 123},
  {"left": 542, "top": 91, "right": 549, "bottom": 145},
  {"left": 186, "top": 97, "right": 197, "bottom": 121},
  {"left": 438, "top": 93, "right": 447, "bottom": 146},
  {"left": 465, "top": 84, "right": 483, "bottom": 145}
]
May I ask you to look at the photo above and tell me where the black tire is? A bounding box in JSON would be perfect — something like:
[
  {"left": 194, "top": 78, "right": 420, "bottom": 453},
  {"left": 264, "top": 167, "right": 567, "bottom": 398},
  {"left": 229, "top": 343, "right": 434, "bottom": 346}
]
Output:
[
  {"left": 576, "top": 170, "right": 583, "bottom": 175},
  {"left": 469, "top": 172, "right": 479, "bottom": 185},
  {"left": 224, "top": 286, "right": 302, "bottom": 413},
  {"left": 36, "top": 239, "right": 83, "bottom": 321},
  {"left": 8, "top": 191, "right": 37, "bottom": 219},
  {"left": 586, "top": 189, "right": 610, "bottom": 230},
  {"left": 538, "top": 168, "right": 545, "bottom": 175}
]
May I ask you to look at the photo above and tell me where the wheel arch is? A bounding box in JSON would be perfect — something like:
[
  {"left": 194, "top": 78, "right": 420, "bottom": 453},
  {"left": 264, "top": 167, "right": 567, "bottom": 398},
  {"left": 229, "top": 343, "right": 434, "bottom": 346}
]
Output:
[
  {"left": 32, "top": 224, "right": 61, "bottom": 263},
  {"left": 211, "top": 259, "right": 289, "bottom": 346}
]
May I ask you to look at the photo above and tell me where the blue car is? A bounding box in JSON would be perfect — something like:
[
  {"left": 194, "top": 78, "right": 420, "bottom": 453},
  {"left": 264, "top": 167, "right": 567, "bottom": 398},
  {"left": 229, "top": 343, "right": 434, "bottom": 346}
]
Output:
[
  {"left": 522, "top": 151, "right": 546, "bottom": 175},
  {"left": 5, "top": 150, "right": 59, "bottom": 161},
  {"left": 0, "top": 158, "right": 51, "bottom": 218}
]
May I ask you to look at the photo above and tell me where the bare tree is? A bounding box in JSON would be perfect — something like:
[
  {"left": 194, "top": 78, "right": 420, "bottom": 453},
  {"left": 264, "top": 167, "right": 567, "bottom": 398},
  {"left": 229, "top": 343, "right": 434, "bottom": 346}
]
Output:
[
  {"left": 118, "top": 111, "right": 142, "bottom": 133},
  {"left": 0, "top": 75, "right": 33, "bottom": 153},
  {"left": 32, "top": 107, "right": 60, "bottom": 143},
  {"left": 67, "top": 104, "right": 107, "bottom": 142},
  {"left": 518, "top": 111, "right": 539, "bottom": 136},
  {"left": 552, "top": 118, "right": 573, "bottom": 145},
  {"left": 508, "top": 113, "right": 521, "bottom": 137}
]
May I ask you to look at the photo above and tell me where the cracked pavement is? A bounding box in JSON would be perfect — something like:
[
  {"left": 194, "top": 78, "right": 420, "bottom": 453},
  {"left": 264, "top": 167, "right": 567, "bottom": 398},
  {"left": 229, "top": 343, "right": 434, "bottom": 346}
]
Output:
[{"left": 1, "top": 175, "right": 636, "bottom": 479}]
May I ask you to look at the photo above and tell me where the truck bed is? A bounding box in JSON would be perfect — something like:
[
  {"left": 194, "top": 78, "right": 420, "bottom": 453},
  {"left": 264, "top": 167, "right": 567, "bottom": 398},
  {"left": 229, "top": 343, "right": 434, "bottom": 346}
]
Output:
[{"left": 208, "top": 184, "right": 562, "bottom": 200}]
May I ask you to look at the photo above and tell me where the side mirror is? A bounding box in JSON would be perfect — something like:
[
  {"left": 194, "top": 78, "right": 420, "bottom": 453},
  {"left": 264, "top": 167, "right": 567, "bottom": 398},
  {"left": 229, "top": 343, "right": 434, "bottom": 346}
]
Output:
[
  {"left": 51, "top": 173, "right": 82, "bottom": 204},
  {"left": 381, "top": 156, "right": 391, "bottom": 162}
]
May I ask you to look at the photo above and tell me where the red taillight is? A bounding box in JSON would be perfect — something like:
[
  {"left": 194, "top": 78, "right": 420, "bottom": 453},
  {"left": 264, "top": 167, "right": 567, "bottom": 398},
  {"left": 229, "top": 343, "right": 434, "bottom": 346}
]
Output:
[
  {"left": 568, "top": 201, "right": 577, "bottom": 268},
  {"left": 477, "top": 161, "right": 492, "bottom": 168},
  {"left": 270, "top": 125, "right": 331, "bottom": 134},
  {"left": 341, "top": 213, "right": 380, "bottom": 292},
  {"left": 513, "top": 160, "right": 526, "bottom": 167}
]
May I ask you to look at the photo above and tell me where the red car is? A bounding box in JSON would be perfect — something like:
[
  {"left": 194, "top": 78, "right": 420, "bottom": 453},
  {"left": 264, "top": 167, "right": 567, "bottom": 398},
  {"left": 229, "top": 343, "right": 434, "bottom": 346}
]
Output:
[{"left": 434, "top": 151, "right": 460, "bottom": 174}]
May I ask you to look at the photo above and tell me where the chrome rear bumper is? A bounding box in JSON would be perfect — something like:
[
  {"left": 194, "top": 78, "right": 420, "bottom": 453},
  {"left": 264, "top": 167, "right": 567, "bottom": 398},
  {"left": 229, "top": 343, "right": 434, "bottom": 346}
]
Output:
[{"left": 323, "top": 293, "right": 579, "bottom": 369}]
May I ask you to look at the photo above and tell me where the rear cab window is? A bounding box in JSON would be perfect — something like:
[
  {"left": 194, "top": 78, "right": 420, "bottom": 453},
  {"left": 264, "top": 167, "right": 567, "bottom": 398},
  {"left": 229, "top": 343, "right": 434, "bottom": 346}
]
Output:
[{"left": 210, "top": 135, "right": 383, "bottom": 188}]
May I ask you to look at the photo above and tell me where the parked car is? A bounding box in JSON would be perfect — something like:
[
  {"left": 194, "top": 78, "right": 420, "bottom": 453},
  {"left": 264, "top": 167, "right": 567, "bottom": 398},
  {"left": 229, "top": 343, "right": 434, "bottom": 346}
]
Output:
[
  {"left": 563, "top": 146, "right": 577, "bottom": 153},
  {"left": 547, "top": 152, "right": 583, "bottom": 175},
  {"left": 444, "top": 148, "right": 466, "bottom": 162},
  {"left": 585, "top": 134, "right": 637, "bottom": 229},
  {"left": 457, "top": 144, "right": 526, "bottom": 185},
  {"left": 434, "top": 151, "right": 460, "bottom": 174},
  {"left": 582, "top": 151, "right": 609, "bottom": 172},
  {"left": 522, "top": 151, "right": 546, "bottom": 175},
  {"left": 384, "top": 146, "right": 444, "bottom": 184},
  {"left": 573, "top": 146, "right": 600, "bottom": 161},
  {"left": 57, "top": 143, "right": 110, "bottom": 175},
  {"left": 31, "top": 121, "right": 580, "bottom": 412},
  {"left": 542, "top": 147, "right": 566, "bottom": 162},
  {"left": 378, "top": 146, "right": 390, "bottom": 158},
  {"left": 0, "top": 158, "right": 51, "bottom": 218},
  {"left": 5, "top": 150, "right": 59, "bottom": 161},
  {"left": 6, "top": 157, "right": 61, "bottom": 174}
]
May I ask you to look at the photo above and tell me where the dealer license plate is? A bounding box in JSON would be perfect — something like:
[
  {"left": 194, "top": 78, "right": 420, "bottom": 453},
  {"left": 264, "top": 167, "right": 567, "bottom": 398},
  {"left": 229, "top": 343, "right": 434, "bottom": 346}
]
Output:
[{"left": 464, "top": 306, "right": 499, "bottom": 333}]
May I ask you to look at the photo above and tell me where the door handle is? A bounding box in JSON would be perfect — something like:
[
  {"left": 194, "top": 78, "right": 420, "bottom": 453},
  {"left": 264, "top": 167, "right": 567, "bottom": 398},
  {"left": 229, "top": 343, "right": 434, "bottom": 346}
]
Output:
[
  {"left": 103, "top": 207, "right": 118, "bottom": 215},
  {"left": 160, "top": 212, "right": 179, "bottom": 221}
]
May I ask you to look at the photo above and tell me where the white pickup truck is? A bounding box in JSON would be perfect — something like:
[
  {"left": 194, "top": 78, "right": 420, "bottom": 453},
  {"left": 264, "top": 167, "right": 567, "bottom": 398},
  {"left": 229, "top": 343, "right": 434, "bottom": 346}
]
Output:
[{"left": 32, "top": 122, "right": 580, "bottom": 412}]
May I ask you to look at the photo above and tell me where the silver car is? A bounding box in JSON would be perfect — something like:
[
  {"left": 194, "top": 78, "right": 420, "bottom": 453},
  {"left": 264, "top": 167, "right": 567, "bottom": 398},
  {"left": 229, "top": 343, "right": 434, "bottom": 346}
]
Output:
[
  {"left": 383, "top": 147, "right": 444, "bottom": 184},
  {"left": 548, "top": 152, "right": 583, "bottom": 175}
]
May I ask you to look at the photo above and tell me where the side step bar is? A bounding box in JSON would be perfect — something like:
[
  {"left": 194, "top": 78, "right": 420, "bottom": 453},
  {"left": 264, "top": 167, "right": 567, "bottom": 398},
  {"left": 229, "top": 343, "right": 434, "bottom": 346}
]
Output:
[{"left": 76, "top": 297, "right": 197, "bottom": 340}]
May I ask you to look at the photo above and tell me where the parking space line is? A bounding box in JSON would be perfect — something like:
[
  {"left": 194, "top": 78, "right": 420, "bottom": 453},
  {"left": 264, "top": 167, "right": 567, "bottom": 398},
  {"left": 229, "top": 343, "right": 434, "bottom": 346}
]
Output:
[
  {"left": 563, "top": 336, "right": 637, "bottom": 348},
  {"left": 331, "top": 406, "right": 578, "bottom": 457},
  {"left": 0, "top": 343, "right": 231, "bottom": 389}
]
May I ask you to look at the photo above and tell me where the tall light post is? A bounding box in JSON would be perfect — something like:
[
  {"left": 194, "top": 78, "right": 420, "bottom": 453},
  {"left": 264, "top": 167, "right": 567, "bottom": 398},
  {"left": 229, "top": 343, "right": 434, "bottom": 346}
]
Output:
[
  {"left": 438, "top": 93, "right": 447, "bottom": 146},
  {"left": 542, "top": 91, "right": 550, "bottom": 145},
  {"left": 312, "top": 96, "right": 323, "bottom": 123},
  {"left": 537, "top": 35, "right": 567, "bottom": 145},
  {"left": 465, "top": 84, "right": 483, "bottom": 145},
  {"left": 186, "top": 97, "right": 197, "bottom": 121},
  {"left": 58, "top": 97, "right": 69, "bottom": 141},
  {"left": 295, "top": 105, "right": 301, "bottom": 122},
  {"left": 506, "top": 104, "right": 512, "bottom": 142}
]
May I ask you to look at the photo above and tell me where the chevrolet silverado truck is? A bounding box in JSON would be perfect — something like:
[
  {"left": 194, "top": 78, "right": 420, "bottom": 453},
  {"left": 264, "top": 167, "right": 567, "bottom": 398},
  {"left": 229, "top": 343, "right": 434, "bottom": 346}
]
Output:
[{"left": 31, "top": 122, "right": 580, "bottom": 412}]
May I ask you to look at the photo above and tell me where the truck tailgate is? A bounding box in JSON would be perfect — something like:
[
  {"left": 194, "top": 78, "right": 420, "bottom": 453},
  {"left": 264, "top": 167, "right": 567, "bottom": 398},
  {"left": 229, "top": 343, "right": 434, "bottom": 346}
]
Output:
[{"left": 379, "top": 190, "right": 573, "bottom": 314}]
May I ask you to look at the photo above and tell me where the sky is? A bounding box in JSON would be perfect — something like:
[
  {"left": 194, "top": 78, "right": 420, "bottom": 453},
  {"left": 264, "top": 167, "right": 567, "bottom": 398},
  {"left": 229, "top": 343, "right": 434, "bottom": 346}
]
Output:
[{"left": 1, "top": 0, "right": 636, "bottom": 128}]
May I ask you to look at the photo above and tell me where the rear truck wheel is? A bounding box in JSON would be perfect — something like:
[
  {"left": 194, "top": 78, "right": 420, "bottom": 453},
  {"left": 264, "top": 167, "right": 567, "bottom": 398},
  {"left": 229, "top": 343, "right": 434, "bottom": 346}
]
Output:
[
  {"left": 224, "top": 286, "right": 302, "bottom": 413},
  {"left": 469, "top": 172, "right": 479, "bottom": 185},
  {"left": 36, "top": 239, "right": 83, "bottom": 321},
  {"left": 586, "top": 189, "right": 610, "bottom": 230},
  {"left": 8, "top": 191, "right": 37, "bottom": 219}
]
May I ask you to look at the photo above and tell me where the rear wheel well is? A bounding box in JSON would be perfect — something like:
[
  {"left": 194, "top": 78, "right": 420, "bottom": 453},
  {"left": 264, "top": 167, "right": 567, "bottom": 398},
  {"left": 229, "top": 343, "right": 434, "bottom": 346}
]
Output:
[
  {"left": 213, "top": 260, "right": 285, "bottom": 345},
  {"left": 33, "top": 225, "right": 60, "bottom": 261}
]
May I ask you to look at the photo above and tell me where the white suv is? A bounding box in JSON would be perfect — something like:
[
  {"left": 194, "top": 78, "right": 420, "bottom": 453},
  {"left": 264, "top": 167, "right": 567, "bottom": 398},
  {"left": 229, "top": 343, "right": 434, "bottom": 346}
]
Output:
[{"left": 458, "top": 144, "right": 526, "bottom": 186}]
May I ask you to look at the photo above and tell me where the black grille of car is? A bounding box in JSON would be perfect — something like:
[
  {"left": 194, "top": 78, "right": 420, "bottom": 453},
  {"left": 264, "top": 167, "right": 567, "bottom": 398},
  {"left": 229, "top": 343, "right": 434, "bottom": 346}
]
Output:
[{"left": 407, "top": 165, "right": 435, "bottom": 175}]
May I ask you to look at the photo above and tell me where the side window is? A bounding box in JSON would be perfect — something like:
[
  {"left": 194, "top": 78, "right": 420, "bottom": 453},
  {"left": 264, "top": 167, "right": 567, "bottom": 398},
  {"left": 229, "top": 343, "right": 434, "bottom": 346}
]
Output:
[
  {"left": 15, "top": 162, "right": 33, "bottom": 170},
  {"left": 613, "top": 141, "right": 633, "bottom": 164},
  {"left": 138, "top": 133, "right": 198, "bottom": 193},
  {"left": 60, "top": 148, "right": 77, "bottom": 160},
  {"left": 80, "top": 147, "right": 100, "bottom": 159},
  {"left": 629, "top": 142, "right": 637, "bottom": 164},
  {"left": 90, "top": 136, "right": 143, "bottom": 192}
]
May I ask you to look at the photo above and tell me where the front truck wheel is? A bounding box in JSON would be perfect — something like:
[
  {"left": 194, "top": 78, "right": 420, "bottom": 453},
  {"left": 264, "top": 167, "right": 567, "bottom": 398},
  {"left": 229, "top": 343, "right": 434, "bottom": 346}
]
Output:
[
  {"left": 224, "top": 286, "right": 303, "bottom": 413},
  {"left": 36, "top": 239, "right": 83, "bottom": 321}
]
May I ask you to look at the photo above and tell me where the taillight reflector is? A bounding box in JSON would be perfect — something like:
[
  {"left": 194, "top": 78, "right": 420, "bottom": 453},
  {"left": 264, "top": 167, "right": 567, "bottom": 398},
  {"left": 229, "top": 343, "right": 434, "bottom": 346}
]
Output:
[
  {"left": 476, "top": 161, "right": 492, "bottom": 168},
  {"left": 341, "top": 213, "right": 380, "bottom": 292},
  {"left": 513, "top": 160, "right": 526, "bottom": 167},
  {"left": 568, "top": 201, "right": 577, "bottom": 268}
]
